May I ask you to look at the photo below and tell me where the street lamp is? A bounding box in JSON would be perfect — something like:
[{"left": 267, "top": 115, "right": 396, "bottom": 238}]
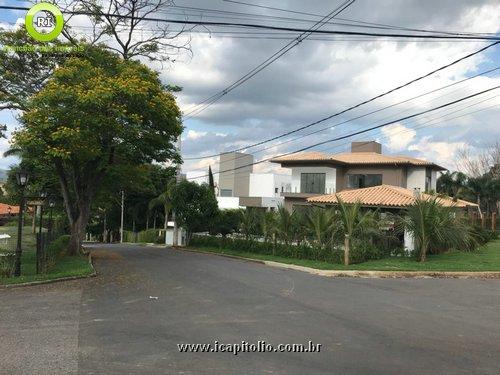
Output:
[
  {"left": 48, "top": 198, "right": 55, "bottom": 238},
  {"left": 36, "top": 190, "right": 47, "bottom": 274},
  {"left": 14, "top": 170, "right": 29, "bottom": 277}
]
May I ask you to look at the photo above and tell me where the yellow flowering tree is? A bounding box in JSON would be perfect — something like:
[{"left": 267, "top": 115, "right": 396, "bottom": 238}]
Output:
[{"left": 14, "top": 46, "right": 182, "bottom": 255}]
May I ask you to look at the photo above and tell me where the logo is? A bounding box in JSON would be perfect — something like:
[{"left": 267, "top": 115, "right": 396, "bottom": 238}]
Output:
[{"left": 25, "top": 2, "right": 64, "bottom": 42}]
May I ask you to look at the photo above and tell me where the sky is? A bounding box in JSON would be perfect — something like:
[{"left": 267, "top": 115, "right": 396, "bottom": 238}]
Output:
[{"left": 0, "top": 0, "right": 499, "bottom": 181}]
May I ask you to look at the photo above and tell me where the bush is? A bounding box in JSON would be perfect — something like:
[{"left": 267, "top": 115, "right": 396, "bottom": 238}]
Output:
[
  {"left": 123, "top": 229, "right": 162, "bottom": 243},
  {"left": 41, "top": 235, "right": 70, "bottom": 272},
  {"left": 0, "top": 251, "right": 15, "bottom": 277},
  {"left": 190, "top": 235, "right": 390, "bottom": 265},
  {"left": 471, "top": 226, "right": 498, "bottom": 246},
  {"left": 210, "top": 209, "right": 241, "bottom": 236}
]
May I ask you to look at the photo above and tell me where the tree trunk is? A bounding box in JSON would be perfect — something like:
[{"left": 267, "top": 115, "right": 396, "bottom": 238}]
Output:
[
  {"left": 344, "top": 234, "right": 350, "bottom": 266},
  {"left": 32, "top": 206, "right": 36, "bottom": 234},
  {"left": 272, "top": 233, "right": 276, "bottom": 256},
  {"left": 420, "top": 241, "right": 428, "bottom": 262},
  {"left": 146, "top": 215, "right": 149, "bottom": 231}
]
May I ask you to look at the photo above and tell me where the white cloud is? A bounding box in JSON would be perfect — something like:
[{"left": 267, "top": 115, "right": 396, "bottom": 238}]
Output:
[
  {"left": 408, "top": 136, "right": 467, "bottom": 169},
  {"left": 381, "top": 123, "right": 417, "bottom": 151}
]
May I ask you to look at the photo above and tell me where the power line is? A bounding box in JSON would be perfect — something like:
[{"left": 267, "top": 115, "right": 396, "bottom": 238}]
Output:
[
  {"left": 186, "top": 85, "right": 499, "bottom": 180},
  {"left": 182, "top": 0, "right": 357, "bottom": 119},
  {"left": 222, "top": 0, "right": 498, "bottom": 37},
  {"left": 185, "top": 66, "right": 500, "bottom": 174},
  {"left": 184, "top": 41, "right": 500, "bottom": 160},
  {"left": 2, "top": 4, "right": 499, "bottom": 41}
]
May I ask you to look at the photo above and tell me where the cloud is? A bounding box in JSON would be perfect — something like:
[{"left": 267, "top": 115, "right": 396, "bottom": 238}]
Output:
[
  {"left": 381, "top": 123, "right": 417, "bottom": 151},
  {"left": 408, "top": 136, "right": 467, "bottom": 169}
]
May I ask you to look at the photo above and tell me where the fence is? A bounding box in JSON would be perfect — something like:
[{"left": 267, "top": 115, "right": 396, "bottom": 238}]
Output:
[
  {"left": 35, "top": 230, "right": 61, "bottom": 274},
  {"left": 469, "top": 212, "right": 498, "bottom": 232}
]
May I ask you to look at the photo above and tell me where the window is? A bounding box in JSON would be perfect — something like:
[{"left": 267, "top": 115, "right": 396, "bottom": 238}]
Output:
[
  {"left": 347, "top": 174, "right": 382, "bottom": 189},
  {"left": 220, "top": 189, "right": 232, "bottom": 197},
  {"left": 300, "top": 173, "right": 326, "bottom": 194},
  {"left": 275, "top": 187, "right": 279, "bottom": 194},
  {"left": 425, "top": 168, "right": 432, "bottom": 192}
]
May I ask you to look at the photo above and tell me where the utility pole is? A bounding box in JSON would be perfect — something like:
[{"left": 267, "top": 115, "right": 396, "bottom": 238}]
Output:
[
  {"left": 172, "top": 136, "right": 181, "bottom": 247},
  {"left": 120, "top": 190, "right": 124, "bottom": 243}
]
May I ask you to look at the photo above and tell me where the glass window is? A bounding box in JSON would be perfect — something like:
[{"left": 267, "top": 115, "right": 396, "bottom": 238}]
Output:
[
  {"left": 347, "top": 174, "right": 382, "bottom": 189},
  {"left": 275, "top": 187, "right": 279, "bottom": 194},
  {"left": 300, "top": 173, "right": 326, "bottom": 194},
  {"left": 425, "top": 168, "right": 432, "bottom": 192},
  {"left": 220, "top": 189, "right": 232, "bottom": 197}
]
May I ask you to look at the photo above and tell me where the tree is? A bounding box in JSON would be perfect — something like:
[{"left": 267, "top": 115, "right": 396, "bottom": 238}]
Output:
[
  {"left": 306, "top": 207, "right": 334, "bottom": 250},
  {"left": 56, "top": 0, "right": 192, "bottom": 62},
  {"left": 398, "top": 197, "right": 477, "bottom": 262},
  {"left": 436, "top": 171, "right": 468, "bottom": 199},
  {"left": 239, "top": 209, "right": 255, "bottom": 241},
  {"left": 170, "top": 180, "right": 219, "bottom": 245},
  {"left": 0, "top": 29, "right": 68, "bottom": 111},
  {"left": 148, "top": 179, "right": 175, "bottom": 245},
  {"left": 208, "top": 165, "right": 215, "bottom": 194},
  {"left": 333, "top": 198, "right": 377, "bottom": 266},
  {"left": 276, "top": 205, "right": 294, "bottom": 246},
  {"left": 13, "top": 46, "right": 182, "bottom": 255}
]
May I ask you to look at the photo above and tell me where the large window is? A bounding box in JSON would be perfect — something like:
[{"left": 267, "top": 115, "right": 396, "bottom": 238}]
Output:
[
  {"left": 300, "top": 173, "right": 326, "bottom": 194},
  {"left": 425, "top": 168, "right": 432, "bottom": 192},
  {"left": 220, "top": 189, "right": 233, "bottom": 197},
  {"left": 347, "top": 174, "right": 382, "bottom": 189}
]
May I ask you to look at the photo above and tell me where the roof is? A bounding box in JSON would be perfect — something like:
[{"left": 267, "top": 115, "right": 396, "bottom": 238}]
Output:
[
  {"left": 0, "top": 203, "right": 19, "bottom": 215},
  {"left": 306, "top": 185, "right": 478, "bottom": 208},
  {"left": 271, "top": 152, "right": 445, "bottom": 170}
]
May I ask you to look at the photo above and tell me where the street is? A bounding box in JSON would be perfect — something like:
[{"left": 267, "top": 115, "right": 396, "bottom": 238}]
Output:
[{"left": 1, "top": 243, "right": 500, "bottom": 374}]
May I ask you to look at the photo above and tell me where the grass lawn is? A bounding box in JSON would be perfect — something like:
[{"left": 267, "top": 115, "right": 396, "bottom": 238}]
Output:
[
  {"left": 0, "top": 226, "right": 94, "bottom": 285},
  {"left": 190, "top": 239, "right": 500, "bottom": 272}
]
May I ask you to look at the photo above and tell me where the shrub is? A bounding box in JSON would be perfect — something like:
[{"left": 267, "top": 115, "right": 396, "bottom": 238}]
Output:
[
  {"left": 0, "top": 251, "right": 15, "bottom": 278},
  {"left": 45, "top": 235, "right": 71, "bottom": 271},
  {"left": 210, "top": 209, "right": 241, "bottom": 236},
  {"left": 190, "top": 234, "right": 390, "bottom": 265}
]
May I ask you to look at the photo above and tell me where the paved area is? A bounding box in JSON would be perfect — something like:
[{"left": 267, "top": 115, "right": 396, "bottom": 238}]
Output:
[{"left": 1, "top": 243, "right": 500, "bottom": 374}]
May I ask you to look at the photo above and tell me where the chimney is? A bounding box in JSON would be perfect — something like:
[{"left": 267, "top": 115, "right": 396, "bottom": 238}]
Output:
[
  {"left": 351, "top": 141, "right": 382, "bottom": 154},
  {"left": 413, "top": 188, "right": 421, "bottom": 199}
]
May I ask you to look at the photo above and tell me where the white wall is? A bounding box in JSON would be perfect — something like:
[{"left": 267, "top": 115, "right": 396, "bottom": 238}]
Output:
[
  {"left": 249, "top": 173, "right": 291, "bottom": 197},
  {"left": 290, "top": 166, "right": 336, "bottom": 194},
  {"left": 406, "top": 167, "right": 426, "bottom": 192},
  {"left": 261, "top": 196, "right": 284, "bottom": 208},
  {"left": 217, "top": 197, "right": 241, "bottom": 210}
]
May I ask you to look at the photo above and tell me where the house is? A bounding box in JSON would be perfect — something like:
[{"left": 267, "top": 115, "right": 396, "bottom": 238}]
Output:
[
  {"left": 217, "top": 152, "right": 291, "bottom": 210},
  {"left": 270, "top": 141, "right": 445, "bottom": 211},
  {"left": 306, "top": 184, "right": 479, "bottom": 252}
]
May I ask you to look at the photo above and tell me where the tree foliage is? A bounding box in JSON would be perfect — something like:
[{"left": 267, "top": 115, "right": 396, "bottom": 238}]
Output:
[
  {"left": 13, "top": 46, "right": 182, "bottom": 254},
  {"left": 170, "top": 180, "right": 219, "bottom": 244}
]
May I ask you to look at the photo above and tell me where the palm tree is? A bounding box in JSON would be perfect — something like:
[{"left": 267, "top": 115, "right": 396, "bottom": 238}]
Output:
[
  {"left": 306, "top": 206, "right": 334, "bottom": 249},
  {"left": 148, "top": 179, "right": 175, "bottom": 245},
  {"left": 239, "top": 209, "right": 254, "bottom": 240},
  {"left": 334, "top": 198, "right": 377, "bottom": 266},
  {"left": 276, "top": 205, "right": 294, "bottom": 246},
  {"left": 437, "top": 171, "right": 468, "bottom": 199},
  {"left": 261, "top": 210, "right": 278, "bottom": 255},
  {"left": 398, "top": 197, "right": 477, "bottom": 262}
]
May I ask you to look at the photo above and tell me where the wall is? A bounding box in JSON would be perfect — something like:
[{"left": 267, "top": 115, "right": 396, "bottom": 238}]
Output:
[
  {"left": 218, "top": 152, "right": 254, "bottom": 197},
  {"left": 290, "top": 166, "right": 337, "bottom": 194},
  {"left": 406, "top": 167, "right": 426, "bottom": 191},
  {"left": 249, "top": 173, "right": 292, "bottom": 197},
  {"left": 217, "top": 197, "right": 242, "bottom": 210}
]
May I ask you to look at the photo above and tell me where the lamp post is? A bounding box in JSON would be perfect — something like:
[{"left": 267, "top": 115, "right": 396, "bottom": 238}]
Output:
[
  {"left": 36, "top": 190, "right": 47, "bottom": 274},
  {"left": 14, "top": 170, "right": 29, "bottom": 277},
  {"left": 48, "top": 198, "right": 55, "bottom": 239}
]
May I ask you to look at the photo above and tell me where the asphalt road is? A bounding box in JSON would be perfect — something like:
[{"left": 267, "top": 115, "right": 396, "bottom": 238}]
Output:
[{"left": 1, "top": 243, "right": 500, "bottom": 375}]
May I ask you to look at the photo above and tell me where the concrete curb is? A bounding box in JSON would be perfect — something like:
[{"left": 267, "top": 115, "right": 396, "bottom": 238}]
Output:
[
  {"left": 0, "top": 252, "right": 97, "bottom": 289},
  {"left": 183, "top": 248, "right": 500, "bottom": 279}
]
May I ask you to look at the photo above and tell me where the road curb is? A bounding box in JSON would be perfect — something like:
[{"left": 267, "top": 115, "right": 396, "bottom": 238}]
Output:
[
  {"left": 183, "top": 248, "right": 500, "bottom": 279},
  {"left": 0, "top": 252, "right": 97, "bottom": 289}
]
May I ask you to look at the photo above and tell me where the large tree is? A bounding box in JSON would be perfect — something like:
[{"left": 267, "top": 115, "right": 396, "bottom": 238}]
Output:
[{"left": 13, "top": 46, "right": 182, "bottom": 254}]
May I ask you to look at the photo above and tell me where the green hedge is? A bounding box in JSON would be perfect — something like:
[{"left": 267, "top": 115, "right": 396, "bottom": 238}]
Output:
[
  {"left": 190, "top": 235, "right": 392, "bottom": 264},
  {"left": 123, "top": 229, "right": 164, "bottom": 244}
]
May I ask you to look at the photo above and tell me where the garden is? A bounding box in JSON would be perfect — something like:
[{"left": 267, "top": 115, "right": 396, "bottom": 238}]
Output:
[{"left": 190, "top": 197, "right": 499, "bottom": 272}]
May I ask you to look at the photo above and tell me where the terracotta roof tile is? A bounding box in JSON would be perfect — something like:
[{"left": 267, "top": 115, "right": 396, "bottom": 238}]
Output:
[
  {"left": 271, "top": 152, "right": 444, "bottom": 169},
  {"left": 0, "top": 203, "right": 19, "bottom": 215},
  {"left": 307, "top": 185, "right": 478, "bottom": 208}
]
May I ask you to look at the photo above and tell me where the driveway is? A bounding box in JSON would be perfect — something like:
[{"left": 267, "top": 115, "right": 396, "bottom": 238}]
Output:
[{"left": 1, "top": 243, "right": 500, "bottom": 374}]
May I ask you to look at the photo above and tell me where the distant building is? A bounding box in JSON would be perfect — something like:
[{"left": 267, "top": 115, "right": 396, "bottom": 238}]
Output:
[{"left": 216, "top": 152, "right": 291, "bottom": 210}]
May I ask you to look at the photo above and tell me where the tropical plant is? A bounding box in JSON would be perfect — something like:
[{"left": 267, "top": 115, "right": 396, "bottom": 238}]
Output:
[
  {"left": 276, "top": 205, "right": 294, "bottom": 246},
  {"left": 148, "top": 179, "right": 175, "bottom": 245},
  {"left": 397, "top": 197, "right": 478, "bottom": 262},
  {"left": 261, "top": 210, "right": 278, "bottom": 255},
  {"left": 306, "top": 207, "right": 334, "bottom": 249},
  {"left": 239, "top": 209, "right": 255, "bottom": 240},
  {"left": 333, "top": 198, "right": 378, "bottom": 266}
]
